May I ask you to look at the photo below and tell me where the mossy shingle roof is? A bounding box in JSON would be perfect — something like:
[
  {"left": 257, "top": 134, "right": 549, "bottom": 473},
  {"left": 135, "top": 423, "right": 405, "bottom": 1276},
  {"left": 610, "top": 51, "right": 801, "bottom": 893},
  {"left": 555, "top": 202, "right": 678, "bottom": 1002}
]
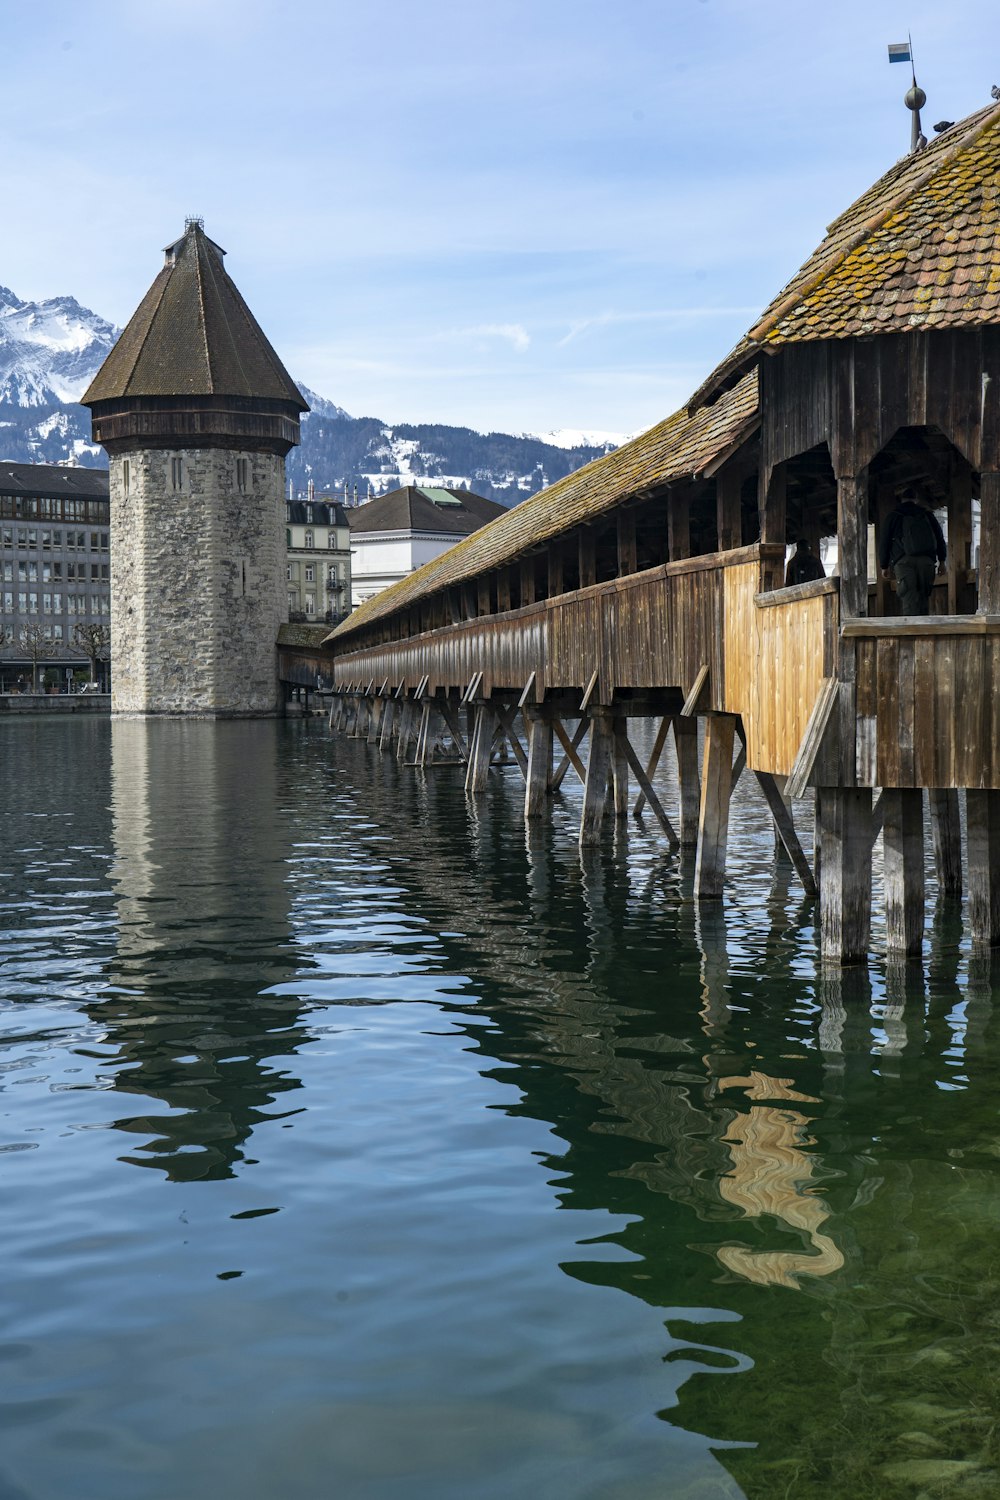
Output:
[
  {"left": 691, "top": 101, "right": 1000, "bottom": 408},
  {"left": 330, "top": 371, "right": 758, "bottom": 641},
  {"left": 83, "top": 224, "right": 307, "bottom": 409}
]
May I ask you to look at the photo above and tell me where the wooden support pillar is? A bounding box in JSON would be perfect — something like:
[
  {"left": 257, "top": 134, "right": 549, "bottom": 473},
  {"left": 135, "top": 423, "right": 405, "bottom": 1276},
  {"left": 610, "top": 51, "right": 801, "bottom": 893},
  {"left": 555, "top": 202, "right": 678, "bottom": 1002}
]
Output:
[
  {"left": 524, "top": 713, "right": 554, "bottom": 819},
  {"left": 883, "top": 788, "right": 925, "bottom": 957},
  {"left": 873, "top": 482, "right": 896, "bottom": 616},
  {"left": 758, "top": 466, "right": 786, "bottom": 592},
  {"left": 674, "top": 715, "right": 701, "bottom": 847},
  {"left": 378, "top": 697, "right": 396, "bottom": 751},
  {"left": 466, "top": 704, "right": 496, "bottom": 793},
  {"left": 548, "top": 544, "right": 564, "bottom": 599},
  {"left": 366, "top": 697, "right": 383, "bottom": 745},
  {"left": 837, "top": 474, "right": 869, "bottom": 619},
  {"left": 817, "top": 786, "right": 872, "bottom": 964},
  {"left": 979, "top": 474, "right": 1000, "bottom": 614},
  {"left": 579, "top": 712, "right": 613, "bottom": 845},
  {"left": 948, "top": 467, "right": 972, "bottom": 614},
  {"left": 928, "top": 788, "right": 962, "bottom": 896},
  {"left": 694, "top": 714, "right": 736, "bottom": 898},
  {"left": 966, "top": 789, "right": 1000, "bottom": 945},
  {"left": 579, "top": 529, "right": 597, "bottom": 589},
  {"left": 611, "top": 715, "right": 629, "bottom": 817},
  {"left": 716, "top": 469, "right": 741, "bottom": 552},
  {"left": 667, "top": 489, "right": 690, "bottom": 562},
  {"left": 396, "top": 699, "right": 417, "bottom": 763},
  {"left": 617, "top": 511, "right": 637, "bottom": 577}
]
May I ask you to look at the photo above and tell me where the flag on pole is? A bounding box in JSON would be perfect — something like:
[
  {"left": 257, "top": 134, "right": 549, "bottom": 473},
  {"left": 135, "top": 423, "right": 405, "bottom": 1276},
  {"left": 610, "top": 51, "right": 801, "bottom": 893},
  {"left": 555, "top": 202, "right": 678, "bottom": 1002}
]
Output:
[{"left": 888, "top": 42, "right": 911, "bottom": 63}]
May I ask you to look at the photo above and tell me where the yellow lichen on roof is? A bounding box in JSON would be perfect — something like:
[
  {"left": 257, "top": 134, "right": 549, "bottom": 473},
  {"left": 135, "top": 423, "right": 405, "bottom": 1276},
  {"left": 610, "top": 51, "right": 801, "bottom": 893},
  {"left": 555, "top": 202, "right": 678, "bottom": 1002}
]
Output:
[
  {"left": 331, "top": 370, "right": 758, "bottom": 641},
  {"left": 690, "top": 101, "right": 1000, "bottom": 408}
]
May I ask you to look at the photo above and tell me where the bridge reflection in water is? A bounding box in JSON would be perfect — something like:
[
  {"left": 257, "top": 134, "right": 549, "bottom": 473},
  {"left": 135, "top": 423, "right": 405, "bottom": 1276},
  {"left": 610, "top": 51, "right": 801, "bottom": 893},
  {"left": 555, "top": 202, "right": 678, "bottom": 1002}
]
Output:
[
  {"left": 344, "top": 744, "right": 1000, "bottom": 1496},
  {"left": 80, "top": 721, "right": 1000, "bottom": 1494}
]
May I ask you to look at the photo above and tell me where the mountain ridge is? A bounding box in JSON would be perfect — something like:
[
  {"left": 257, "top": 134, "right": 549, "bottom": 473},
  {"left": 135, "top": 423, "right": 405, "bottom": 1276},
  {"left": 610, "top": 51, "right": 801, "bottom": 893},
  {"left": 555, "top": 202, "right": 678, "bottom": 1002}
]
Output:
[{"left": 0, "top": 285, "right": 618, "bottom": 503}]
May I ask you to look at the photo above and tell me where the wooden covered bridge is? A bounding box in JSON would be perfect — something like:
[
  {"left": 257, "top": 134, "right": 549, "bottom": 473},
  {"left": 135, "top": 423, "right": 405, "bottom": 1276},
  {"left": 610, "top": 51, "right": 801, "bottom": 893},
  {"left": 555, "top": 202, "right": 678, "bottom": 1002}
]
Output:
[{"left": 319, "top": 101, "right": 1000, "bottom": 964}]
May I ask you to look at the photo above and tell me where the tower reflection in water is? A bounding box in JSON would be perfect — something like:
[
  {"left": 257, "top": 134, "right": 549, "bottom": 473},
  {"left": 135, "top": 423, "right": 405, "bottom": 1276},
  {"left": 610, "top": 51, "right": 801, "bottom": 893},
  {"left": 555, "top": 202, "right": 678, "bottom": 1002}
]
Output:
[
  {"left": 366, "top": 762, "right": 1000, "bottom": 1496},
  {"left": 104, "top": 719, "right": 307, "bottom": 1180}
]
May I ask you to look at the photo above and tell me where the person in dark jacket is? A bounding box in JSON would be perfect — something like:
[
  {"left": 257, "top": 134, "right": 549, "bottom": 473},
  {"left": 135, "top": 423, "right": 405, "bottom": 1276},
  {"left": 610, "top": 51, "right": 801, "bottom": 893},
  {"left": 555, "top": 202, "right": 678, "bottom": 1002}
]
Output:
[
  {"left": 878, "top": 488, "right": 947, "bottom": 615},
  {"left": 784, "top": 538, "right": 826, "bottom": 587}
]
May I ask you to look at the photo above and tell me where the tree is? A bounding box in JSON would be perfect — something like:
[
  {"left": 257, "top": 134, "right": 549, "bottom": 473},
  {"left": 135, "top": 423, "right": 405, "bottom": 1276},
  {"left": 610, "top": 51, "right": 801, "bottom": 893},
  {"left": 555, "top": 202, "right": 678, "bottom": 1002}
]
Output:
[
  {"left": 73, "top": 622, "right": 111, "bottom": 686},
  {"left": 18, "top": 624, "right": 56, "bottom": 692}
]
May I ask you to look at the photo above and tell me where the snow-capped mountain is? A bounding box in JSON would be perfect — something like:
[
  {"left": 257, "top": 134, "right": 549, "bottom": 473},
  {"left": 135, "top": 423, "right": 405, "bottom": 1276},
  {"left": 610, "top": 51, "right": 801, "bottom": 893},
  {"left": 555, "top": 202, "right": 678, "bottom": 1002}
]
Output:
[{"left": 0, "top": 286, "right": 617, "bottom": 500}]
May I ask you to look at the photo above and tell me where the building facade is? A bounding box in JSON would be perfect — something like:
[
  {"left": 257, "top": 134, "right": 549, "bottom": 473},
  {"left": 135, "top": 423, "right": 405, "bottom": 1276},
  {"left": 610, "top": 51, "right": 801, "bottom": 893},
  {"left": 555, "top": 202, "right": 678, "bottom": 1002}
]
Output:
[
  {"left": 0, "top": 463, "right": 110, "bottom": 691},
  {"left": 349, "top": 486, "right": 506, "bottom": 608},
  {"left": 286, "top": 497, "right": 351, "bottom": 623},
  {"left": 82, "top": 221, "right": 306, "bottom": 718}
]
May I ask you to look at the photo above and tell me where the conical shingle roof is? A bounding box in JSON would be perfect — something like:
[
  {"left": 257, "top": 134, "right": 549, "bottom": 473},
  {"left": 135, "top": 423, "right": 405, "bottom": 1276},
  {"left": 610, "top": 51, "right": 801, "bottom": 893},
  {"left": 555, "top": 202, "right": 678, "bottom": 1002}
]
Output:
[
  {"left": 691, "top": 101, "right": 1000, "bottom": 409},
  {"left": 83, "top": 223, "right": 307, "bottom": 409}
]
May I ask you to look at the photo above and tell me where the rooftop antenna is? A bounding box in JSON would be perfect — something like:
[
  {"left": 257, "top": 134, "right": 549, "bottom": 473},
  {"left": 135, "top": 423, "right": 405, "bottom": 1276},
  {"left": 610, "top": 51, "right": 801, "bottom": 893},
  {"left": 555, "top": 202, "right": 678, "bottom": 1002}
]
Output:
[
  {"left": 889, "top": 36, "right": 926, "bottom": 152},
  {"left": 185, "top": 215, "right": 205, "bottom": 232}
]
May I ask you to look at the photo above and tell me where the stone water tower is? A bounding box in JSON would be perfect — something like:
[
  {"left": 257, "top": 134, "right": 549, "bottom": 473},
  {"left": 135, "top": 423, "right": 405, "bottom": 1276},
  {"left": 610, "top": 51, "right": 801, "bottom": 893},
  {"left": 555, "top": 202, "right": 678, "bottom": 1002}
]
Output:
[{"left": 82, "top": 221, "right": 308, "bottom": 716}]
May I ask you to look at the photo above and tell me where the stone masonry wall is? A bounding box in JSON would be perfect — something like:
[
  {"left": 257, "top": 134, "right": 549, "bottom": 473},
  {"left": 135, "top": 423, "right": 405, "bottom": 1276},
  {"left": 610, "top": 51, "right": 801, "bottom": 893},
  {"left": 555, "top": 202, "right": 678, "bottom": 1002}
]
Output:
[{"left": 109, "top": 448, "right": 286, "bottom": 716}]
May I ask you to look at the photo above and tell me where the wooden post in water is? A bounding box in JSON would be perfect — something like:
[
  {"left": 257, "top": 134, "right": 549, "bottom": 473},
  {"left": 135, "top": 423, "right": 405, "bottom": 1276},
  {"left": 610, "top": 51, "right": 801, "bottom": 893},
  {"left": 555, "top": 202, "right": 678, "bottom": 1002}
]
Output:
[
  {"left": 367, "top": 696, "right": 383, "bottom": 745},
  {"left": 378, "top": 696, "right": 396, "bottom": 752},
  {"left": 928, "top": 789, "right": 962, "bottom": 896},
  {"left": 466, "top": 703, "right": 496, "bottom": 793},
  {"left": 883, "top": 788, "right": 925, "bottom": 957},
  {"left": 674, "top": 715, "right": 700, "bottom": 847},
  {"left": 579, "top": 711, "right": 613, "bottom": 845},
  {"left": 817, "top": 787, "right": 873, "bottom": 963},
  {"left": 524, "top": 711, "right": 554, "bottom": 819},
  {"left": 695, "top": 714, "right": 736, "bottom": 898},
  {"left": 967, "top": 789, "right": 1000, "bottom": 945},
  {"left": 612, "top": 715, "right": 629, "bottom": 819}
]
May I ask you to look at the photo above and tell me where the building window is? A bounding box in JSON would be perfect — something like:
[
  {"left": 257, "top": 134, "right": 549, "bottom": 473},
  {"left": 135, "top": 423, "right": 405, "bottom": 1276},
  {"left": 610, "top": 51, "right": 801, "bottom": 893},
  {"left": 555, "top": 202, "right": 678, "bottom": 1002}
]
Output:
[
  {"left": 304, "top": 565, "right": 314, "bottom": 583},
  {"left": 171, "top": 457, "right": 183, "bottom": 490},
  {"left": 28, "top": 593, "right": 37, "bottom": 615},
  {"left": 304, "top": 530, "right": 314, "bottom": 549},
  {"left": 53, "top": 625, "right": 63, "bottom": 640},
  {"left": 3, "top": 592, "right": 12, "bottom": 613},
  {"left": 43, "top": 594, "right": 52, "bottom": 614},
  {"left": 123, "top": 459, "right": 130, "bottom": 495},
  {"left": 287, "top": 592, "right": 296, "bottom": 614},
  {"left": 328, "top": 565, "right": 339, "bottom": 583},
  {"left": 52, "top": 594, "right": 62, "bottom": 613},
  {"left": 328, "top": 533, "right": 337, "bottom": 548},
  {"left": 236, "top": 457, "right": 248, "bottom": 492},
  {"left": 304, "top": 594, "right": 315, "bottom": 616}
]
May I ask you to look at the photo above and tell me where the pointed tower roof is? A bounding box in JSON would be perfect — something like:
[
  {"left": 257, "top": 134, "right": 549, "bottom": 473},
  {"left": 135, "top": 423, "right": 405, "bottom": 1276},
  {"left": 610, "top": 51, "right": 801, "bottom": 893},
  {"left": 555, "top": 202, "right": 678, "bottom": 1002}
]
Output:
[
  {"left": 691, "top": 101, "right": 1000, "bottom": 409},
  {"left": 83, "top": 221, "right": 307, "bottom": 408}
]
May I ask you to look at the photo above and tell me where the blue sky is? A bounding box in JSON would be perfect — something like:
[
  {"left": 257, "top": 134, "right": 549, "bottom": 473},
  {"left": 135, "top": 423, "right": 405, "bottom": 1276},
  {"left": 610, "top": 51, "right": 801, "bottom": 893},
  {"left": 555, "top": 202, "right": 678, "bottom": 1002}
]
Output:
[{"left": 3, "top": 0, "right": 997, "bottom": 433}]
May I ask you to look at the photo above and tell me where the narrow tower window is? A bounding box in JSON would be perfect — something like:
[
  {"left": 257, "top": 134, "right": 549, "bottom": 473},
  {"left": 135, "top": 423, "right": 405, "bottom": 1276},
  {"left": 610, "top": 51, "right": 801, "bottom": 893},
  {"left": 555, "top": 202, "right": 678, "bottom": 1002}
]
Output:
[
  {"left": 122, "top": 459, "right": 130, "bottom": 496},
  {"left": 236, "top": 457, "right": 248, "bottom": 492},
  {"left": 171, "top": 457, "right": 183, "bottom": 490}
]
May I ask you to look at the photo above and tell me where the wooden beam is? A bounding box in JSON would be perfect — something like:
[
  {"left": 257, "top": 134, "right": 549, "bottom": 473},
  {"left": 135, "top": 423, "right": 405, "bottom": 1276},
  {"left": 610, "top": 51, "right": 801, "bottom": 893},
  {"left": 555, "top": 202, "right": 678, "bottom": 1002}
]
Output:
[
  {"left": 681, "top": 665, "right": 709, "bottom": 718},
  {"left": 883, "top": 788, "right": 924, "bottom": 957},
  {"left": 967, "top": 789, "right": 1000, "bottom": 944},
  {"left": 759, "top": 464, "right": 786, "bottom": 588},
  {"left": 695, "top": 715, "right": 737, "bottom": 898},
  {"left": 552, "top": 718, "right": 588, "bottom": 789},
  {"left": 619, "top": 727, "right": 680, "bottom": 848},
  {"left": 837, "top": 473, "right": 869, "bottom": 619},
  {"left": 786, "top": 678, "right": 839, "bottom": 800},
  {"left": 980, "top": 473, "right": 1000, "bottom": 614},
  {"left": 948, "top": 466, "right": 972, "bottom": 615},
  {"left": 617, "top": 510, "right": 637, "bottom": 577},
  {"left": 612, "top": 715, "right": 630, "bottom": 817},
  {"left": 667, "top": 489, "right": 690, "bottom": 562},
  {"left": 754, "top": 772, "right": 816, "bottom": 894},
  {"left": 579, "top": 529, "right": 597, "bottom": 588},
  {"left": 631, "top": 716, "right": 670, "bottom": 816},
  {"left": 928, "top": 788, "right": 962, "bottom": 896},
  {"left": 579, "top": 713, "right": 613, "bottom": 845},
  {"left": 524, "top": 713, "right": 554, "bottom": 819},
  {"left": 817, "top": 786, "right": 872, "bottom": 964},
  {"left": 465, "top": 704, "right": 496, "bottom": 792},
  {"left": 716, "top": 468, "right": 742, "bottom": 552},
  {"left": 494, "top": 704, "right": 528, "bottom": 778},
  {"left": 674, "top": 714, "right": 700, "bottom": 846}
]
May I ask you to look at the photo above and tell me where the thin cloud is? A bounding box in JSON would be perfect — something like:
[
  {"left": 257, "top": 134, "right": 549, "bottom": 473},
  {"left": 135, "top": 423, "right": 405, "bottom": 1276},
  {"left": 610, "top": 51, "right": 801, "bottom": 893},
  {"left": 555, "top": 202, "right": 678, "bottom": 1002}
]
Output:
[
  {"left": 557, "top": 307, "right": 760, "bottom": 347},
  {"left": 436, "top": 323, "right": 531, "bottom": 352}
]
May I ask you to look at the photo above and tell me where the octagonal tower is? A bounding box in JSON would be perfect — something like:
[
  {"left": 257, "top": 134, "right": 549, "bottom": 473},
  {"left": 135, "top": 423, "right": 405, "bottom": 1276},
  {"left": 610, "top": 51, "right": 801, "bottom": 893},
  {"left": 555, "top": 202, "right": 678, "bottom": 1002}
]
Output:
[{"left": 82, "top": 221, "right": 308, "bottom": 716}]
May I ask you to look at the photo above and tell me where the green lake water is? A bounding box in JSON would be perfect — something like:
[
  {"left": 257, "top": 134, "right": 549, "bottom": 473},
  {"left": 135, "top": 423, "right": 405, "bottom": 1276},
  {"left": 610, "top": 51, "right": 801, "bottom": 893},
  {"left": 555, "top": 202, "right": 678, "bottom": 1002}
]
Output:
[{"left": 1, "top": 715, "right": 998, "bottom": 1499}]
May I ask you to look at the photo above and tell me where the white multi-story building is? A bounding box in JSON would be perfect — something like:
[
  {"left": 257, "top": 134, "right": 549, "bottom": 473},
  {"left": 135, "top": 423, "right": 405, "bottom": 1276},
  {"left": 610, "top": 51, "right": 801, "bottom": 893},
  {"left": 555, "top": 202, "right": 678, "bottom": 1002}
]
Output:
[
  {"left": 0, "top": 463, "right": 110, "bottom": 691},
  {"left": 286, "top": 497, "right": 352, "bottom": 623},
  {"left": 348, "top": 486, "right": 506, "bottom": 608}
]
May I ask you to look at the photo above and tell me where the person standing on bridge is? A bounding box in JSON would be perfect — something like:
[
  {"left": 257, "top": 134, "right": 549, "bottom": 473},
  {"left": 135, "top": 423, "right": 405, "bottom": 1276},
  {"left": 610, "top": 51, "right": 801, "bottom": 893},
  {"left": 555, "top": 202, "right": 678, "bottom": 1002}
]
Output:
[
  {"left": 784, "top": 538, "right": 826, "bottom": 587},
  {"left": 879, "top": 486, "right": 947, "bottom": 615}
]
